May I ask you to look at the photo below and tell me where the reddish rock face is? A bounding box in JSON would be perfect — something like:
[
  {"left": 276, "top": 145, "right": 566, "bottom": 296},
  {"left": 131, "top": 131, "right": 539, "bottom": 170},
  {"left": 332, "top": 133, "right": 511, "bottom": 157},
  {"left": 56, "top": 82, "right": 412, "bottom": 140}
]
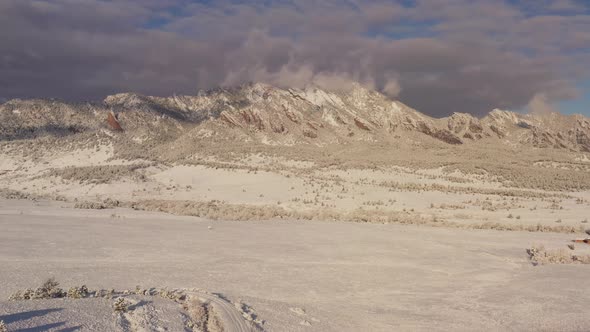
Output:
[
  {"left": 107, "top": 112, "right": 123, "bottom": 131},
  {"left": 354, "top": 118, "right": 370, "bottom": 131}
]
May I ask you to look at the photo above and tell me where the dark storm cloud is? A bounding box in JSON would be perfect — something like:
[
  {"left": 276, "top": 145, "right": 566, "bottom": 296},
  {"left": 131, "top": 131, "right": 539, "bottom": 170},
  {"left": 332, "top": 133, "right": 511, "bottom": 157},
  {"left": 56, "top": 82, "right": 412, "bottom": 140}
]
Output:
[{"left": 1, "top": 0, "right": 589, "bottom": 117}]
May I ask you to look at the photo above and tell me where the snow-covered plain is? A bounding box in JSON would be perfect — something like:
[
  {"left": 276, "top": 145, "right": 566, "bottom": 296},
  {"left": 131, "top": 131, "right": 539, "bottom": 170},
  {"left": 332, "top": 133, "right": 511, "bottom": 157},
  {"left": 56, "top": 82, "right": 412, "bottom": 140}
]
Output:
[{"left": 1, "top": 199, "right": 590, "bottom": 331}]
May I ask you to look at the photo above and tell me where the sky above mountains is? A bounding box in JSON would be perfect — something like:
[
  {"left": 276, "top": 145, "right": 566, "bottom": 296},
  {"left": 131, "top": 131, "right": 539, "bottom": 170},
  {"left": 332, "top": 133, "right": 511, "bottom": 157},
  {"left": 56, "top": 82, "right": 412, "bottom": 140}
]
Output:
[{"left": 0, "top": 0, "right": 589, "bottom": 117}]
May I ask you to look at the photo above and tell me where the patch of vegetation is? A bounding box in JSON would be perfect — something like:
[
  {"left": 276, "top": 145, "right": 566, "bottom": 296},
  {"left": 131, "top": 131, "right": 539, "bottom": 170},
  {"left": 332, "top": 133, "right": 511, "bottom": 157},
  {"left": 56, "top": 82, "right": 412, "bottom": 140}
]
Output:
[
  {"left": 128, "top": 199, "right": 585, "bottom": 234},
  {"left": 113, "top": 297, "right": 129, "bottom": 312},
  {"left": 49, "top": 164, "right": 152, "bottom": 184},
  {"left": 8, "top": 278, "right": 66, "bottom": 300},
  {"left": 527, "top": 245, "right": 590, "bottom": 265}
]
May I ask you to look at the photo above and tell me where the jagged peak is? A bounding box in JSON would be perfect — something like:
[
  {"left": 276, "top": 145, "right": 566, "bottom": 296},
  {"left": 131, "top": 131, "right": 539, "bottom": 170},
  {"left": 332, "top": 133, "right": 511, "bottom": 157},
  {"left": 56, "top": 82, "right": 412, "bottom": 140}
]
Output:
[
  {"left": 229, "top": 81, "right": 275, "bottom": 94},
  {"left": 488, "top": 108, "right": 514, "bottom": 116},
  {"left": 292, "top": 85, "right": 345, "bottom": 108},
  {"left": 449, "top": 112, "right": 478, "bottom": 120},
  {"left": 486, "top": 109, "right": 520, "bottom": 123}
]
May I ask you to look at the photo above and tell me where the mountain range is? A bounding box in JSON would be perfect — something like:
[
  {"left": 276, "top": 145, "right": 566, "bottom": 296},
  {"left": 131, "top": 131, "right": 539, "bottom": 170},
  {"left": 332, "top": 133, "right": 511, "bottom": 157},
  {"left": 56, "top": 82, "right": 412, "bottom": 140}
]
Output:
[{"left": 1, "top": 82, "right": 589, "bottom": 152}]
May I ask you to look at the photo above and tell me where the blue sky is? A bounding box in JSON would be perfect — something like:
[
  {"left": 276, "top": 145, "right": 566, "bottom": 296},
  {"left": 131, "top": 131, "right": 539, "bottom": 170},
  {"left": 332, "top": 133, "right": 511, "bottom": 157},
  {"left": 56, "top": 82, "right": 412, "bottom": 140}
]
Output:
[
  {"left": 559, "top": 80, "right": 590, "bottom": 115},
  {"left": 0, "top": 0, "right": 589, "bottom": 117}
]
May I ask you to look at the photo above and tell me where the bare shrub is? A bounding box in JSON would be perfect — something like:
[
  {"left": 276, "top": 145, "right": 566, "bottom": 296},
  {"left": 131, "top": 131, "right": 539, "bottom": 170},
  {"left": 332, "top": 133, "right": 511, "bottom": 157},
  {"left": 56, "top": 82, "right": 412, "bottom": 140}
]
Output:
[
  {"left": 9, "top": 279, "right": 97, "bottom": 301},
  {"left": 67, "top": 285, "right": 89, "bottom": 299},
  {"left": 159, "top": 289, "right": 186, "bottom": 301},
  {"left": 75, "top": 198, "right": 121, "bottom": 210},
  {"left": 527, "top": 245, "right": 590, "bottom": 265},
  {"left": 74, "top": 201, "right": 107, "bottom": 210},
  {"left": 33, "top": 278, "right": 65, "bottom": 299},
  {"left": 207, "top": 307, "right": 225, "bottom": 332},
  {"left": 184, "top": 298, "right": 208, "bottom": 331},
  {"left": 0, "top": 320, "right": 7, "bottom": 332},
  {"left": 0, "top": 188, "right": 36, "bottom": 200},
  {"left": 378, "top": 180, "right": 570, "bottom": 199},
  {"left": 0, "top": 188, "right": 65, "bottom": 202},
  {"left": 113, "top": 297, "right": 129, "bottom": 312}
]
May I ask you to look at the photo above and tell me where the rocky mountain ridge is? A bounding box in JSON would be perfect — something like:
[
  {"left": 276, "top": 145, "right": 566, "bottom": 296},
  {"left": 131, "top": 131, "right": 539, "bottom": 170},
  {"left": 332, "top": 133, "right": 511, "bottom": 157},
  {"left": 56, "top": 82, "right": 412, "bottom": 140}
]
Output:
[{"left": 1, "top": 82, "right": 589, "bottom": 152}]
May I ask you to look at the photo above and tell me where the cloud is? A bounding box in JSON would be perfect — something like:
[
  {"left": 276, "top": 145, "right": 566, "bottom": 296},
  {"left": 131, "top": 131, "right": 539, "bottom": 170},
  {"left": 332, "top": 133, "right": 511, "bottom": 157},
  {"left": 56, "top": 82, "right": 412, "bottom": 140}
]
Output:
[
  {"left": 0, "top": 0, "right": 589, "bottom": 117},
  {"left": 527, "top": 93, "right": 557, "bottom": 115}
]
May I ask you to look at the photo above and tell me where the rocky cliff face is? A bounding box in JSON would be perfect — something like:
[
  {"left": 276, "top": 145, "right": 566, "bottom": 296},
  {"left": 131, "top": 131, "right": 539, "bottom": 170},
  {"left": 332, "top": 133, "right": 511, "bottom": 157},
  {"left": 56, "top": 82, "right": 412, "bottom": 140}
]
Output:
[
  {"left": 1, "top": 82, "right": 589, "bottom": 152},
  {"left": 481, "top": 109, "right": 590, "bottom": 151}
]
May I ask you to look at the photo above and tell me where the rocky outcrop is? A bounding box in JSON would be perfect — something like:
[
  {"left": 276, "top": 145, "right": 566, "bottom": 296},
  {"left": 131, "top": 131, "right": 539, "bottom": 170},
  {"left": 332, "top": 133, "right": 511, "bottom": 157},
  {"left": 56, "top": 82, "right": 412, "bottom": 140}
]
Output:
[
  {"left": 107, "top": 111, "right": 123, "bottom": 131},
  {"left": 480, "top": 109, "right": 590, "bottom": 151}
]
